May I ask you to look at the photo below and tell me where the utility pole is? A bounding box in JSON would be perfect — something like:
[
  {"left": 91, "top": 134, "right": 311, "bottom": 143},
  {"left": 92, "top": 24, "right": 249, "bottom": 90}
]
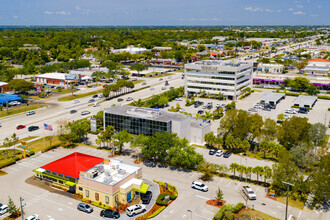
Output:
[
  {"left": 20, "top": 197, "right": 24, "bottom": 220},
  {"left": 282, "top": 181, "right": 294, "bottom": 220}
]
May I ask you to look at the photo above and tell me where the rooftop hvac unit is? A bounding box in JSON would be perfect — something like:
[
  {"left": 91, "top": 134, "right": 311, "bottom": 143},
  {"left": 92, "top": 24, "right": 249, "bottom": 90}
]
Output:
[
  {"left": 116, "top": 165, "right": 119, "bottom": 170},
  {"left": 112, "top": 165, "right": 116, "bottom": 170},
  {"left": 118, "top": 169, "right": 126, "bottom": 175},
  {"left": 85, "top": 172, "right": 92, "bottom": 179},
  {"left": 105, "top": 170, "right": 111, "bottom": 176},
  {"left": 91, "top": 169, "right": 98, "bottom": 178},
  {"left": 96, "top": 165, "right": 104, "bottom": 173},
  {"left": 104, "top": 176, "right": 113, "bottom": 184}
]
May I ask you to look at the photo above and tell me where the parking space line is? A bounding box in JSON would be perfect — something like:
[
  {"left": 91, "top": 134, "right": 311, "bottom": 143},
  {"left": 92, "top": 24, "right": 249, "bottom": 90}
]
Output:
[
  {"left": 225, "top": 181, "right": 232, "bottom": 187},
  {"left": 5, "top": 166, "right": 19, "bottom": 171},
  {"left": 217, "top": 179, "right": 224, "bottom": 186},
  {"left": 235, "top": 182, "right": 241, "bottom": 190},
  {"left": 17, "top": 162, "right": 36, "bottom": 169},
  {"left": 193, "top": 213, "right": 212, "bottom": 220},
  {"left": 201, "top": 209, "right": 214, "bottom": 214},
  {"left": 190, "top": 172, "right": 197, "bottom": 178},
  {"left": 195, "top": 195, "right": 210, "bottom": 200},
  {"left": 255, "top": 187, "right": 259, "bottom": 193}
]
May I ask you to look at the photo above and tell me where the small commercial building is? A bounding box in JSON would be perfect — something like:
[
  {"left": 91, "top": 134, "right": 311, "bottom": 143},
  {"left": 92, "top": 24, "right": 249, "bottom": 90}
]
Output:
[
  {"left": 35, "top": 73, "right": 78, "bottom": 86},
  {"left": 33, "top": 152, "right": 146, "bottom": 207},
  {"left": 104, "top": 106, "right": 211, "bottom": 144},
  {"left": 257, "top": 63, "right": 284, "bottom": 73},
  {"left": 293, "top": 95, "right": 317, "bottom": 108},
  {"left": 0, "top": 82, "right": 8, "bottom": 93},
  {"left": 260, "top": 93, "right": 285, "bottom": 105},
  {"left": 112, "top": 46, "right": 148, "bottom": 54},
  {"left": 304, "top": 59, "right": 330, "bottom": 76}
]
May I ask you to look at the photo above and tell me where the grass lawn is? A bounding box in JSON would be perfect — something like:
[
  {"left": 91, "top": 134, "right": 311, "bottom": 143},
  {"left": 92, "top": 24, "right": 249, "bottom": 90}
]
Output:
[
  {"left": 276, "top": 196, "right": 305, "bottom": 210},
  {"left": 244, "top": 151, "right": 278, "bottom": 163},
  {"left": 145, "top": 72, "right": 173, "bottom": 78},
  {"left": 0, "top": 149, "right": 22, "bottom": 168},
  {"left": 0, "top": 104, "right": 47, "bottom": 118},
  {"left": 133, "top": 79, "right": 145, "bottom": 84},
  {"left": 253, "top": 89, "right": 263, "bottom": 92},
  {"left": 0, "top": 136, "right": 38, "bottom": 148},
  {"left": 58, "top": 89, "right": 102, "bottom": 101},
  {"left": 27, "top": 136, "right": 61, "bottom": 153},
  {"left": 49, "top": 88, "right": 78, "bottom": 94},
  {"left": 238, "top": 208, "right": 279, "bottom": 220}
]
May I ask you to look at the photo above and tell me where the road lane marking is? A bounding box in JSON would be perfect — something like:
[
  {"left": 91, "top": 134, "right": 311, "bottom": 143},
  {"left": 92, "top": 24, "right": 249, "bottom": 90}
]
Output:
[
  {"left": 277, "top": 205, "right": 282, "bottom": 208},
  {"left": 195, "top": 195, "right": 210, "bottom": 200},
  {"left": 58, "top": 208, "right": 63, "bottom": 211},
  {"left": 201, "top": 209, "right": 214, "bottom": 214}
]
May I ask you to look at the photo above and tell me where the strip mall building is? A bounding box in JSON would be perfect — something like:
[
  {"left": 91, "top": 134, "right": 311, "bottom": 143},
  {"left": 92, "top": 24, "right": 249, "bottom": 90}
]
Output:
[{"left": 33, "top": 152, "right": 148, "bottom": 207}]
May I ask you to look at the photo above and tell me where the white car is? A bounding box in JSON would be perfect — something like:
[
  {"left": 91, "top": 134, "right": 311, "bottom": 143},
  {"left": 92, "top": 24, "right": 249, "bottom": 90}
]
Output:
[
  {"left": 242, "top": 186, "right": 257, "bottom": 200},
  {"left": 98, "top": 94, "right": 104, "bottom": 98},
  {"left": 126, "top": 204, "right": 146, "bottom": 217},
  {"left": 179, "top": 108, "right": 185, "bottom": 112},
  {"left": 175, "top": 98, "right": 183, "bottom": 101},
  {"left": 92, "top": 103, "right": 100, "bottom": 107},
  {"left": 191, "top": 181, "right": 208, "bottom": 192},
  {"left": 126, "top": 97, "right": 133, "bottom": 101},
  {"left": 26, "top": 110, "right": 35, "bottom": 116},
  {"left": 0, "top": 205, "right": 8, "bottom": 215},
  {"left": 285, "top": 109, "right": 296, "bottom": 114},
  {"left": 284, "top": 114, "right": 291, "bottom": 119},
  {"left": 73, "top": 99, "right": 80, "bottom": 104},
  {"left": 81, "top": 110, "right": 90, "bottom": 116},
  {"left": 215, "top": 150, "right": 224, "bottom": 157},
  {"left": 25, "top": 214, "right": 40, "bottom": 220}
]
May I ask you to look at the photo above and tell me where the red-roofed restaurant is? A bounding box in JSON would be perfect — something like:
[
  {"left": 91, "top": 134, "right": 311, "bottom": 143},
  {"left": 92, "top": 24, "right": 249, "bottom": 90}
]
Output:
[{"left": 33, "top": 152, "right": 147, "bottom": 208}]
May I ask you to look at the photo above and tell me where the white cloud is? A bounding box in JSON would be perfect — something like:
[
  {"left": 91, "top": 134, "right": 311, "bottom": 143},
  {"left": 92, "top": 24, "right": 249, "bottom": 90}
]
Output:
[
  {"left": 277, "top": 10, "right": 282, "bottom": 12},
  {"left": 293, "top": 11, "right": 305, "bottom": 15},
  {"left": 56, "top": 11, "right": 71, "bottom": 15},
  {"left": 265, "top": 9, "right": 275, "bottom": 13},
  {"left": 244, "top": 7, "right": 263, "bottom": 12},
  {"left": 44, "top": 11, "right": 54, "bottom": 15},
  {"left": 288, "top": 8, "right": 294, "bottom": 11},
  {"left": 297, "top": 5, "right": 304, "bottom": 8},
  {"left": 310, "top": 14, "right": 319, "bottom": 17},
  {"left": 75, "top": 6, "right": 81, "bottom": 11},
  {"left": 13, "top": 16, "right": 18, "bottom": 19}
]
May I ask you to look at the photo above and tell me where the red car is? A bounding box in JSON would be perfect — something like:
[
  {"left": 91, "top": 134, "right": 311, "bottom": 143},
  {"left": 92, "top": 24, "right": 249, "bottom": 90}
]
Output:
[{"left": 16, "top": 125, "right": 26, "bottom": 130}]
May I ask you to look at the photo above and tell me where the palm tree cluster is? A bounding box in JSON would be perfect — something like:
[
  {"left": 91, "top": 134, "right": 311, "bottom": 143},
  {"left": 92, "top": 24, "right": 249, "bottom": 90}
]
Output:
[
  {"left": 229, "top": 163, "right": 272, "bottom": 185},
  {"left": 102, "top": 79, "right": 134, "bottom": 99}
]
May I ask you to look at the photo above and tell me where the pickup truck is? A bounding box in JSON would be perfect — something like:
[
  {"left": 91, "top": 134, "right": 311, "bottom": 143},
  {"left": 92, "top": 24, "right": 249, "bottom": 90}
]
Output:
[
  {"left": 141, "top": 191, "right": 152, "bottom": 204},
  {"left": 242, "top": 186, "right": 257, "bottom": 200}
]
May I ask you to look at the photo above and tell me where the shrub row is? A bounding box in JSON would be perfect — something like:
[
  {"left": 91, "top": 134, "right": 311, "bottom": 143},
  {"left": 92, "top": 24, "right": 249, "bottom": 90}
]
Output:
[
  {"left": 156, "top": 193, "right": 171, "bottom": 206},
  {"left": 317, "top": 95, "right": 330, "bottom": 100},
  {"left": 232, "top": 202, "right": 244, "bottom": 214},
  {"left": 213, "top": 203, "right": 244, "bottom": 220},
  {"left": 285, "top": 92, "right": 300, "bottom": 97},
  {"left": 146, "top": 206, "right": 165, "bottom": 218}
]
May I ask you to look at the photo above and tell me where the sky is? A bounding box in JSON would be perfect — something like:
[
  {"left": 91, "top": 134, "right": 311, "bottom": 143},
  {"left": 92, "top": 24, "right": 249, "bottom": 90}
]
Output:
[{"left": 0, "top": 0, "right": 329, "bottom": 26}]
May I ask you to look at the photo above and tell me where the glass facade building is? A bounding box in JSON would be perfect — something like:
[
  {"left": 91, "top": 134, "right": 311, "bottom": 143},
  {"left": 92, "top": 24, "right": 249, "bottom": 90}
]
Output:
[{"left": 104, "top": 112, "right": 172, "bottom": 136}]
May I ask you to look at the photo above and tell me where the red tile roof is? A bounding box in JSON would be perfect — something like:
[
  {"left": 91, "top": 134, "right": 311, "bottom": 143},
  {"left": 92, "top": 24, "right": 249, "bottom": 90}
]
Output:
[
  {"left": 309, "top": 59, "right": 330, "bottom": 63},
  {"left": 41, "top": 152, "right": 104, "bottom": 179}
]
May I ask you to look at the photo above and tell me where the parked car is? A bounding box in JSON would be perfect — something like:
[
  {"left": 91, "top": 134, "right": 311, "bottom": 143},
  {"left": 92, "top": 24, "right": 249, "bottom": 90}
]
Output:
[
  {"left": 25, "top": 214, "right": 40, "bottom": 220},
  {"left": 73, "top": 99, "right": 80, "bottom": 104},
  {"left": 126, "top": 204, "right": 146, "bottom": 217},
  {"left": 262, "top": 107, "right": 271, "bottom": 111},
  {"left": 284, "top": 114, "right": 291, "bottom": 119},
  {"left": 117, "top": 98, "right": 123, "bottom": 102},
  {"left": 215, "top": 150, "right": 224, "bottom": 157},
  {"left": 150, "top": 87, "right": 155, "bottom": 91},
  {"left": 298, "top": 107, "right": 309, "bottom": 114},
  {"left": 141, "top": 191, "right": 152, "bottom": 204},
  {"left": 161, "top": 87, "right": 166, "bottom": 90},
  {"left": 191, "top": 181, "right": 208, "bottom": 192},
  {"left": 126, "top": 97, "right": 133, "bottom": 101},
  {"left": 77, "top": 202, "right": 93, "bottom": 213},
  {"left": 26, "top": 110, "right": 35, "bottom": 116},
  {"left": 285, "top": 108, "right": 297, "bottom": 114},
  {"left": 165, "top": 81, "right": 169, "bottom": 86},
  {"left": 242, "top": 186, "right": 257, "bottom": 200},
  {"left": 93, "top": 103, "right": 100, "bottom": 107},
  {"left": 70, "top": 110, "right": 77, "bottom": 114},
  {"left": 175, "top": 98, "right": 183, "bottom": 101},
  {"left": 223, "top": 151, "right": 232, "bottom": 158},
  {"left": 81, "top": 110, "right": 90, "bottom": 116},
  {"left": 0, "top": 205, "right": 8, "bottom": 215},
  {"left": 28, "top": 126, "right": 39, "bottom": 132},
  {"left": 132, "top": 78, "right": 137, "bottom": 81},
  {"left": 100, "top": 209, "right": 120, "bottom": 219},
  {"left": 88, "top": 99, "right": 95, "bottom": 103},
  {"left": 142, "top": 82, "right": 147, "bottom": 86},
  {"left": 248, "top": 108, "right": 258, "bottom": 112},
  {"left": 209, "top": 148, "right": 216, "bottom": 155},
  {"left": 159, "top": 78, "right": 163, "bottom": 81},
  {"left": 98, "top": 94, "right": 104, "bottom": 98},
  {"left": 92, "top": 94, "right": 98, "bottom": 98},
  {"left": 16, "top": 125, "right": 26, "bottom": 130},
  {"left": 197, "top": 110, "right": 204, "bottom": 114}
]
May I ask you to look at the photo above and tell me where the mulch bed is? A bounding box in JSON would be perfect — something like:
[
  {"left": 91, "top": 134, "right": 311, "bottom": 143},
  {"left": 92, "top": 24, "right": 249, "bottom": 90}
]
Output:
[
  {"left": 266, "top": 193, "right": 277, "bottom": 200},
  {"left": 134, "top": 159, "right": 143, "bottom": 164},
  {"left": 0, "top": 170, "right": 8, "bottom": 176},
  {"left": 108, "top": 154, "right": 118, "bottom": 158},
  {"left": 206, "top": 199, "right": 226, "bottom": 208}
]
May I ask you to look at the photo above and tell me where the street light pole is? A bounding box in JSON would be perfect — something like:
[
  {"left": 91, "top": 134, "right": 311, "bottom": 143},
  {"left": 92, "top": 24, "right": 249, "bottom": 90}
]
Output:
[
  {"left": 20, "top": 197, "right": 24, "bottom": 220},
  {"left": 187, "top": 209, "right": 192, "bottom": 220},
  {"left": 282, "top": 181, "right": 294, "bottom": 220}
]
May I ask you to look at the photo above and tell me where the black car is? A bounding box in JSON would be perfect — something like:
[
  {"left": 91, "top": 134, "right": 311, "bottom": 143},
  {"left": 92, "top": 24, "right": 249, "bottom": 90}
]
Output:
[
  {"left": 197, "top": 110, "right": 204, "bottom": 114},
  {"left": 141, "top": 191, "right": 152, "bottom": 204},
  {"left": 298, "top": 107, "right": 309, "bottom": 114},
  {"left": 28, "top": 126, "right": 39, "bottom": 132},
  {"left": 223, "top": 151, "right": 232, "bottom": 158},
  {"left": 209, "top": 149, "right": 216, "bottom": 155},
  {"left": 70, "top": 110, "right": 77, "bottom": 114},
  {"left": 100, "top": 209, "right": 120, "bottom": 219},
  {"left": 262, "top": 107, "right": 271, "bottom": 111},
  {"left": 88, "top": 99, "right": 95, "bottom": 103},
  {"left": 92, "top": 95, "right": 98, "bottom": 98},
  {"left": 266, "top": 104, "right": 276, "bottom": 109}
]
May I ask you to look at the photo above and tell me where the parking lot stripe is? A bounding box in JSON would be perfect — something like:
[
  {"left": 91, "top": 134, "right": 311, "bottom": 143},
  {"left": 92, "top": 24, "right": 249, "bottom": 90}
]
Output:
[
  {"left": 18, "top": 162, "right": 36, "bottom": 168},
  {"left": 6, "top": 166, "right": 19, "bottom": 171},
  {"left": 235, "top": 182, "right": 241, "bottom": 190},
  {"left": 217, "top": 179, "right": 224, "bottom": 186},
  {"left": 193, "top": 213, "right": 212, "bottom": 220},
  {"left": 225, "top": 181, "right": 232, "bottom": 187},
  {"left": 195, "top": 195, "right": 210, "bottom": 200},
  {"left": 201, "top": 209, "right": 214, "bottom": 214},
  {"left": 255, "top": 187, "right": 259, "bottom": 193}
]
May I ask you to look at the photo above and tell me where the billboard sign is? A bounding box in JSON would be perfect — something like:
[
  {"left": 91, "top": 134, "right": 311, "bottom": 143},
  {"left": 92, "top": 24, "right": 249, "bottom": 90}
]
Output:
[
  {"left": 90, "top": 118, "right": 97, "bottom": 132},
  {"left": 36, "top": 84, "right": 42, "bottom": 93},
  {"left": 65, "top": 74, "right": 77, "bottom": 80}
]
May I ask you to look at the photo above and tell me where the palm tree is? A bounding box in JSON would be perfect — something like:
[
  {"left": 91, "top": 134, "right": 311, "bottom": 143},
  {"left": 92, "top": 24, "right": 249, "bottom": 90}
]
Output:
[
  {"left": 11, "top": 133, "right": 19, "bottom": 150},
  {"left": 237, "top": 165, "right": 246, "bottom": 181},
  {"left": 263, "top": 166, "right": 272, "bottom": 186},
  {"left": 253, "top": 166, "right": 264, "bottom": 183},
  {"left": 246, "top": 167, "right": 253, "bottom": 182},
  {"left": 229, "top": 163, "right": 239, "bottom": 177}
]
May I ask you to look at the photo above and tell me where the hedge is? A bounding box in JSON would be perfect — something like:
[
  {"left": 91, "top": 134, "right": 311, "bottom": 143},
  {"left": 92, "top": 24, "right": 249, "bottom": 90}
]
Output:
[
  {"left": 285, "top": 92, "right": 300, "bottom": 97},
  {"left": 156, "top": 193, "right": 171, "bottom": 206},
  {"left": 232, "top": 202, "right": 244, "bottom": 214},
  {"left": 0, "top": 159, "right": 18, "bottom": 169},
  {"left": 317, "top": 95, "right": 330, "bottom": 100},
  {"left": 146, "top": 206, "right": 165, "bottom": 219}
]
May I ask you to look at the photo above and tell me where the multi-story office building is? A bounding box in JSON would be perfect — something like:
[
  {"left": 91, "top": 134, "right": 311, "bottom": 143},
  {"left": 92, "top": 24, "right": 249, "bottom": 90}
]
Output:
[
  {"left": 103, "top": 106, "right": 210, "bottom": 144},
  {"left": 184, "top": 60, "right": 253, "bottom": 100}
]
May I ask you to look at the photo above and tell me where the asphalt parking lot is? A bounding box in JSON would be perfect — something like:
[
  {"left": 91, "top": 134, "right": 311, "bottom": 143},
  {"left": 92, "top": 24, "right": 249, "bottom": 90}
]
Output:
[{"left": 1, "top": 146, "right": 328, "bottom": 220}]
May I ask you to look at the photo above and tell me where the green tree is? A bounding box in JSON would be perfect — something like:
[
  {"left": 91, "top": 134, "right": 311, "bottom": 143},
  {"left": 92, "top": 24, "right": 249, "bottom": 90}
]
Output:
[
  {"left": 237, "top": 165, "right": 246, "bottom": 181},
  {"left": 308, "top": 123, "right": 327, "bottom": 151},
  {"left": 69, "top": 119, "right": 90, "bottom": 140},
  {"left": 113, "top": 130, "right": 134, "bottom": 153},
  {"left": 253, "top": 166, "right": 264, "bottom": 183},
  {"left": 11, "top": 133, "right": 19, "bottom": 150},
  {"left": 100, "top": 126, "right": 115, "bottom": 148},
  {"left": 229, "top": 163, "right": 239, "bottom": 177},
  {"left": 277, "top": 113, "right": 285, "bottom": 121},
  {"left": 248, "top": 113, "right": 263, "bottom": 141},
  {"left": 290, "top": 143, "right": 314, "bottom": 168},
  {"left": 130, "top": 134, "right": 148, "bottom": 161},
  {"left": 197, "top": 44, "right": 206, "bottom": 52},
  {"left": 293, "top": 60, "right": 308, "bottom": 72},
  {"left": 197, "top": 162, "right": 217, "bottom": 181},
  {"left": 204, "top": 132, "right": 217, "bottom": 148},
  {"left": 7, "top": 79, "right": 34, "bottom": 93},
  {"left": 7, "top": 196, "right": 19, "bottom": 217},
  {"left": 129, "top": 63, "right": 148, "bottom": 75},
  {"left": 306, "top": 85, "right": 320, "bottom": 96},
  {"left": 215, "top": 188, "right": 224, "bottom": 205},
  {"left": 246, "top": 166, "right": 253, "bottom": 182},
  {"left": 259, "top": 141, "right": 269, "bottom": 158},
  {"left": 288, "top": 76, "right": 310, "bottom": 91},
  {"left": 261, "top": 118, "right": 278, "bottom": 141},
  {"left": 263, "top": 166, "right": 272, "bottom": 186}
]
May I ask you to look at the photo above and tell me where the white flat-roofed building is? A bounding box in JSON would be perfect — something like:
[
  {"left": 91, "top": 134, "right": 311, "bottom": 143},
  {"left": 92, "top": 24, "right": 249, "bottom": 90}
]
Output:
[
  {"left": 303, "top": 59, "right": 330, "bottom": 76},
  {"left": 112, "top": 46, "right": 148, "bottom": 54},
  {"left": 293, "top": 95, "right": 317, "bottom": 108},
  {"left": 184, "top": 60, "right": 253, "bottom": 100},
  {"left": 257, "top": 63, "right": 284, "bottom": 73}
]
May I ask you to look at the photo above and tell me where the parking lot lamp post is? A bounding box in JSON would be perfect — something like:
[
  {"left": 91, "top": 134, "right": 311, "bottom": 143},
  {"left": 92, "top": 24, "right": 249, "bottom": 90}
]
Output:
[
  {"left": 20, "top": 197, "right": 24, "bottom": 220},
  {"left": 187, "top": 209, "right": 192, "bottom": 220},
  {"left": 282, "top": 181, "right": 294, "bottom": 220}
]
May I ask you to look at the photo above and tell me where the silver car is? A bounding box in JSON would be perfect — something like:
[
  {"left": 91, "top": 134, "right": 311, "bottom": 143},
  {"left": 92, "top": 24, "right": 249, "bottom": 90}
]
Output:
[{"left": 77, "top": 202, "right": 93, "bottom": 213}]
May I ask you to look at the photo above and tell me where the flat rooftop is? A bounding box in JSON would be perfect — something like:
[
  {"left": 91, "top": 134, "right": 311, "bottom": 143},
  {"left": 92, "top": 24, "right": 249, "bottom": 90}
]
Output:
[
  {"left": 104, "top": 106, "right": 189, "bottom": 122},
  {"left": 260, "top": 92, "right": 285, "bottom": 103},
  {"left": 293, "top": 95, "right": 317, "bottom": 107},
  {"left": 185, "top": 60, "right": 252, "bottom": 72},
  {"left": 83, "top": 158, "right": 141, "bottom": 186}
]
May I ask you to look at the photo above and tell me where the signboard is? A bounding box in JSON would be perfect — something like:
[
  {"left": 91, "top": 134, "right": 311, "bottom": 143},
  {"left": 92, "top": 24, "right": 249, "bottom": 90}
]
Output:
[
  {"left": 36, "top": 84, "right": 42, "bottom": 93},
  {"left": 90, "top": 118, "right": 97, "bottom": 132},
  {"left": 65, "top": 74, "right": 77, "bottom": 80}
]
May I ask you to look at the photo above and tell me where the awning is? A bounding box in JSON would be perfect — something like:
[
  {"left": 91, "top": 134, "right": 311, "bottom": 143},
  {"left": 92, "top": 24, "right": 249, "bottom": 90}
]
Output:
[
  {"left": 65, "top": 181, "right": 76, "bottom": 187},
  {"left": 139, "top": 183, "right": 149, "bottom": 194}
]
